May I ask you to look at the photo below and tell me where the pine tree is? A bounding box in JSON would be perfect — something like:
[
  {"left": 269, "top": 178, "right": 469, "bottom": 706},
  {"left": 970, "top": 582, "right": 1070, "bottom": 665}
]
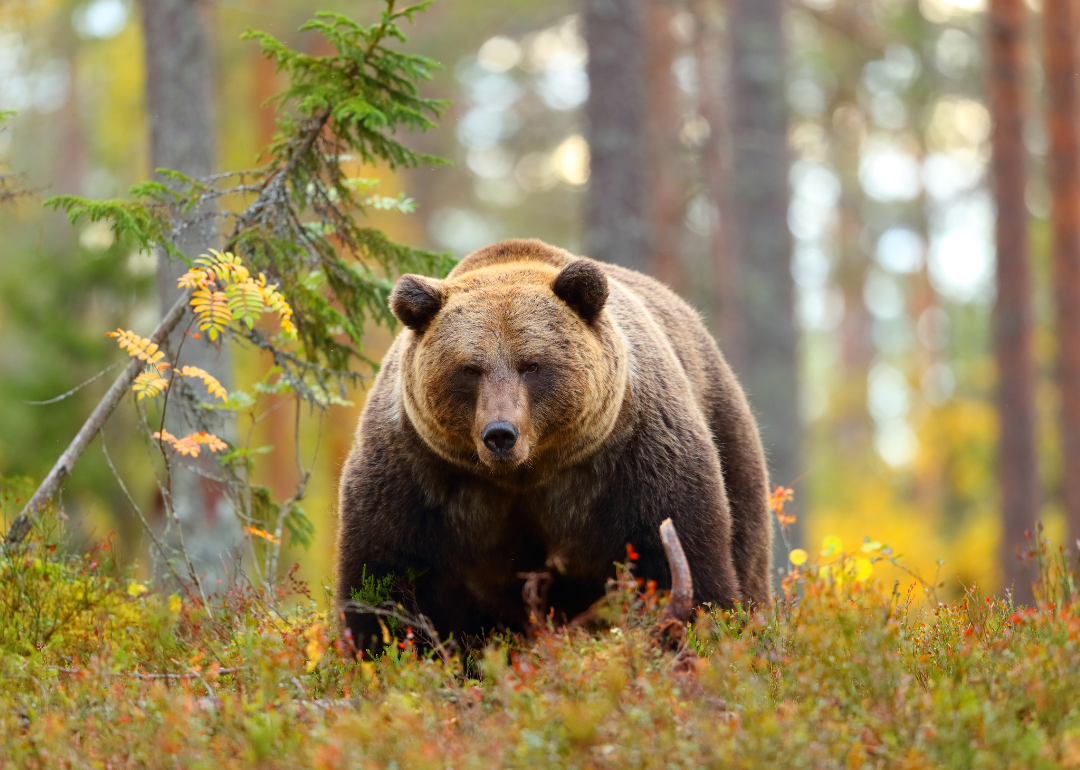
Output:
[
  {"left": 728, "top": 0, "right": 802, "bottom": 560},
  {"left": 1042, "top": 0, "right": 1080, "bottom": 546},
  {"left": 987, "top": 0, "right": 1038, "bottom": 601},
  {"left": 583, "top": 0, "right": 652, "bottom": 272}
]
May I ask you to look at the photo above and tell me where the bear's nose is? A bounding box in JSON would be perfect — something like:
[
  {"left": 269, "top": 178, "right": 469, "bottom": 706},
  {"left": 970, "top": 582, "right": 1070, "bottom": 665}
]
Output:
[{"left": 481, "top": 421, "right": 519, "bottom": 452}]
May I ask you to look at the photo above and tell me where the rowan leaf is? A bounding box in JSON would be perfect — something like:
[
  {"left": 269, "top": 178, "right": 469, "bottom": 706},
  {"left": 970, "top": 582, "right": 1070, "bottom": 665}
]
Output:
[
  {"left": 179, "top": 249, "right": 250, "bottom": 289},
  {"left": 153, "top": 429, "right": 228, "bottom": 457},
  {"left": 225, "top": 280, "right": 266, "bottom": 329},
  {"left": 190, "top": 287, "right": 230, "bottom": 340},
  {"left": 107, "top": 329, "right": 166, "bottom": 365},
  {"left": 132, "top": 371, "right": 169, "bottom": 400},
  {"left": 177, "top": 365, "right": 228, "bottom": 401},
  {"left": 255, "top": 276, "right": 297, "bottom": 340}
]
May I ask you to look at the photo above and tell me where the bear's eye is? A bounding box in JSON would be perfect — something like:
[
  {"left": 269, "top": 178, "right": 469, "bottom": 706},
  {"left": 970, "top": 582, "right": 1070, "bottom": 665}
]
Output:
[
  {"left": 522, "top": 363, "right": 539, "bottom": 375},
  {"left": 462, "top": 365, "right": 482, "bottom": 378}
]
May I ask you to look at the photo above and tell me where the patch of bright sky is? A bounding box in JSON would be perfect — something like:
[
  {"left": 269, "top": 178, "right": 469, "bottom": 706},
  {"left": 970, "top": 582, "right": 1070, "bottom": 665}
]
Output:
[
  {"left": 0, "top": 33, "right": 69, "bottom": 114},
  {"left": 73, "top": 0, "right": 128, "bottom": 40},
  {"left": 876, "top": 228, "right": 925, "bottom": 275},
  {"left": 859, "top": 139, "right": 921, "bottom": 202},
  {"left": 928, "top": 193, "right": 995, "bottom": 303}
]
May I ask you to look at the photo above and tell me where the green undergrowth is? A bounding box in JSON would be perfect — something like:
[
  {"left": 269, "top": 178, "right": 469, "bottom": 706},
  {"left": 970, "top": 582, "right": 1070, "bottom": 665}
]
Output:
[{"left": 2, "top": 525, "right": 1080, "bottom": 769}]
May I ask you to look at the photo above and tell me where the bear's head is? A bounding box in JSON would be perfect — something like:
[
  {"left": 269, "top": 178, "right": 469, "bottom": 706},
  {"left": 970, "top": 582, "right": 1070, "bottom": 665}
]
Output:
[{"left": 389, "top": 256, "right": 629, "bottom": 480}]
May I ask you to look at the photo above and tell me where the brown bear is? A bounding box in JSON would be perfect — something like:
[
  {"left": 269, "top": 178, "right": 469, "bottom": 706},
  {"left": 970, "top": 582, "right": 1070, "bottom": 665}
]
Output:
[{"left": 336, "top": 238, "right": 771, "bottom": 652}]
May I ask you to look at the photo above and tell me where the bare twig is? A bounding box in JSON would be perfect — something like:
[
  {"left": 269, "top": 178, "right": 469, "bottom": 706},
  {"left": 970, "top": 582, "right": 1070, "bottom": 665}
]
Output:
[
  {"left": 132, "top": 397, "right": 215, "bottom": 617},
  {"left": 101, "top": 433, "right": 186, "bottom": 589},
  {"left": 5, "top": 290, "right": 192, "bottom": 545},
  {"left": 266, "top": 407, "right": 322, "bottom": 596},
  {"left": 24, "top": 360, "right": 126, "bottom": 405},
  {"left": 46, "top": 666, "right": 243, "bottom": 680},
  {"left": 343, "top": 599, "right": 452, "bottom": 665},
  {"left": 174, "top": 659, "right": 216, "bottom": 699}
]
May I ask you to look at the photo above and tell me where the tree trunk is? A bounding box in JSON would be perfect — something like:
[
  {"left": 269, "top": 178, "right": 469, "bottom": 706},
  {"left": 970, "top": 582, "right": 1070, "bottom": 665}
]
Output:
[
  {"left": 727, "top": 0, "right": 802, "bottom": 562},
  {"left": 583, "top": 0, "right": 652, "bottom": 271},
  {"left": 1043, "top": 0, "right": 1080, "bottom": 548},
  {"left": 693, "top": 0, "right": 744, "bottom": 371},
  {"left": 141, "top": 0, "right": 240, "bottom": 580},
  {"left": 987, "top": 0, "right": 1038, "bottom": 602},
  {"left": 644, "top": 0, "right": 685, "bottom": 291}
]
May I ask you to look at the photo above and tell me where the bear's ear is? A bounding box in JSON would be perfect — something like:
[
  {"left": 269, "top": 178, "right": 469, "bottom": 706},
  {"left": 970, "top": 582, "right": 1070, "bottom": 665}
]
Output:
[
  {"left": 553, "top": 259, "right": 608, "bottom": 323},
  {"left": 390, "top": 274, "right": 446, "bottom": 333}
]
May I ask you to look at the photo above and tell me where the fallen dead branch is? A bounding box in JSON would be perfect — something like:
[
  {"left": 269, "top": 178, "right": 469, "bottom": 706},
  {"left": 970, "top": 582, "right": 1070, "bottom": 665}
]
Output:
[
  {"left": 653, "top": 517, "right": 695, "bottom": 649},
  {"left": 4, "top": 290, "right": 192, "bottom": 545},
  {"left": 45, "top": 666, "right": 245, "bottom": 680},
  {"left": 518, "top": 570, "right": 553, "bottom": 631}
]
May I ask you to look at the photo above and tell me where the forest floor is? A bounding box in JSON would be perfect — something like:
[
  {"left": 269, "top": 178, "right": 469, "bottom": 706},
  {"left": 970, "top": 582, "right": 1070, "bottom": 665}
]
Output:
[{"left": 2, "top": 519, "right": 1080, "bottom": 770}]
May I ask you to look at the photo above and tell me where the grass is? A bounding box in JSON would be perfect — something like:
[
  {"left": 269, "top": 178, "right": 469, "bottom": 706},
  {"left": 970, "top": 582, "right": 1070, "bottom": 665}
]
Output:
[{"left": 2, "top": 519, "right": 1080, "bottom": 769}]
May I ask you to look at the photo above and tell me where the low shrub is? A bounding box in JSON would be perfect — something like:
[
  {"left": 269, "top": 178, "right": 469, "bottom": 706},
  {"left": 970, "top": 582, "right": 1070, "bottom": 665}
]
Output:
[{"left": 2, "top": 519, "right": 1079, "bottom": 769}]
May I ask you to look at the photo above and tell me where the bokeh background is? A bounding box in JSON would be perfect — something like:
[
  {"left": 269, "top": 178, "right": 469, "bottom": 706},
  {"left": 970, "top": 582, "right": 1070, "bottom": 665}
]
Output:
[{"left": 0, "top": 0, "right": 1072, "bottom": 599}]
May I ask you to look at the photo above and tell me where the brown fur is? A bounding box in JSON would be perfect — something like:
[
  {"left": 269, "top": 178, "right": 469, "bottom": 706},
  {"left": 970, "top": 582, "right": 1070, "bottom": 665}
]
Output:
[{"left": 336, "top": 239, "right": 772, "bottom": 652}]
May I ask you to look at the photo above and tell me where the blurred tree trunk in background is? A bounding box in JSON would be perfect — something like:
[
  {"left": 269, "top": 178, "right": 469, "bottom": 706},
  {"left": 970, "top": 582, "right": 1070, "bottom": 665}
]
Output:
[
  {"left": 692, "top": 0, "right": 744, "bottom": 372},
  {"left": 583, "top": 0, "right": 652, "bottom": 271},
  {"left": 833, "top": 130, "right": 875, "bottom": 455},
  {"left": 141, "top": 0, "right": 240, "bottom": 580},
  {"left": 644, "top": 0, "right": 685, "bottom": 292},
  {"left": 57, "top": 26, "right": 84, "bottom": 199},
  {"left": 987, "top": 0, "right": 1037, "bottom": 602},
  {"left": 728, "top": 0, "right": 802, "bottom": 560},
  {"left": 1043, "top": 0, "right": 1080, "bottom": 547}
]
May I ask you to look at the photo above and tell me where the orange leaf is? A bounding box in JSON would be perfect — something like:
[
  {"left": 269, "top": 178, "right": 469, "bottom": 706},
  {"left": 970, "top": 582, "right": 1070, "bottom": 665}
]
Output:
[
  {"left": 245, "top": 526, "right": 280, "bottom": 545},
  {"left": 152, "top": 430, "right": 227, "bottom": 457},
  {"left": 177, "top": 366, "right": 227, "bottom": 401},
  {"left": 108, "top": 329, "right": 166, "bottom": 365},
  {"left": 768, "top": 485, "right": 795, "bottom": 515}
]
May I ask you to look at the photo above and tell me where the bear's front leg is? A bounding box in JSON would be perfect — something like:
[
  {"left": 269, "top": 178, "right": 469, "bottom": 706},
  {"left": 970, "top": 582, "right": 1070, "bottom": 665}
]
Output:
[
  {"left": 599, "top": 423, "right": 744, "bottom": 609},
  {"left": 335, "top": 429, "right": 443, "bottom": 657}
]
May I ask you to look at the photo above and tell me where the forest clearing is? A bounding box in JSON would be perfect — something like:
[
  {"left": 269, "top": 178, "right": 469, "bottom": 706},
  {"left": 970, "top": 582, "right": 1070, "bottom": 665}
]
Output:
[
  {"left": 2, "top": 506, "right": 1080, "bottom": 767},
  {"left": 4, "top": 0, "right": 1080, "bottom": 765}
]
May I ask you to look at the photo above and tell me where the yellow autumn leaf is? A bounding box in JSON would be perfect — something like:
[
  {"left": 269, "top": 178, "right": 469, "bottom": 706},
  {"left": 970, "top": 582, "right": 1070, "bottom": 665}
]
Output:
[
  {"left": 132, "top": 371, "right": 169, "bottom": 400},
  {"left": 848, "top": 557, "right": 874, "bottom": 582},
  {"left": 304, "top": 623, "right": 325, "bottom": 672},
  {"left": 177, "top": 366, "right": 227, "bottom": 401},
  {"left": 789, "top": 548, "right": 808, "bottom": 566},
  {"left": 107, "top": 329, "right": 165, "bottom": 365},
  {"left": 127, "top": 581, "right": 147, "bottom": 597},
  {"left": 168, "top": 593, "right": 182, "bottom": 614},
  {"left": 820, "top": 535, "right": 843, "bottom": 557},
  {"left": 860, "top": 540, "right": 883, "bottom": 553}
]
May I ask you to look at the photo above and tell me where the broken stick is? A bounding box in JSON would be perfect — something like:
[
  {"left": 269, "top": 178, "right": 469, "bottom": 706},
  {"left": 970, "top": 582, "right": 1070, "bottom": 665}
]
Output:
[
  {"left": 4, "top": 290, "right": 192, "bottom": 545},
  {"left": 659, "top": 517, "right": 694, "bottom": 624}
]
